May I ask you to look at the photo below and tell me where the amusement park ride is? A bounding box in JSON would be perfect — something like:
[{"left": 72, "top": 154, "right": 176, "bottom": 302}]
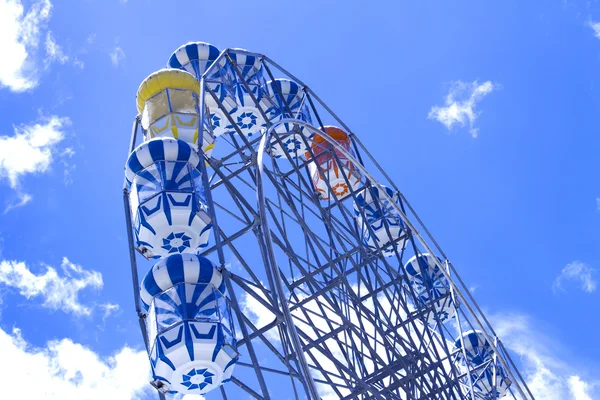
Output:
[{"left": 122, "top": 42, "right": 535, "bottom": 399}]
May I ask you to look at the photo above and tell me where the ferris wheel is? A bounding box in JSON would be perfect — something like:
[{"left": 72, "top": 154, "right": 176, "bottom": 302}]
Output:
[{"left": 122, "top": 41, "right": 536, "bottom": 400}]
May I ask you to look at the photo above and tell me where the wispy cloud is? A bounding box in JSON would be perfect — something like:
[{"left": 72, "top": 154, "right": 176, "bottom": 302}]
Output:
[
  {"left": 44, "top": 31, "right": 85, "bottom": 69},
  {"left": 428, "top": 80, "right": 496, "bottom": 138},
  {"left": 492, "top": 313, "right": 599, "bottom": 399},
  {"left": 72, "top": 58, "right": 84, "bottom": 69},
  {"left": 44, "top": 31, "right": 68, "bottom": 65},
  {"left": 0, "top": 325, "right": 152, "bottom": 399},
  {"left": 0, "top": 0, "right": 52, "bottom": 91},
  {"left": 3, "top": 193, "right": 32, "bottom": 214},
  {"left": 99, "top": 303, "right": 120, "bottom": 321},
  {"left": 110, "top": 46, "right": 125, "bottom": 67},
  {"left": 588, "top": 21, "right": 600, "bottom": 39},
  {"left": 0, "top": 115, "right": 71, "bottom": 210},
  {"left": 552, "top": 261, "right": 597, "bottom": 294},
  {"left": 60, "top": 146, "right": 76, "bottom": 185},
  {"left": 0, "top": 257, "right": 103, "bottom": 316}
]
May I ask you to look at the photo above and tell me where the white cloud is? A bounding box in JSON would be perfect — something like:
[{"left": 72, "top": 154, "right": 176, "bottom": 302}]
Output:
[
  {"left": 0, "top": 115, "right": 70, "bottom": 209},
  {"left": 428, "top": 80, "right": 496, "bottom": 138},
  {"left": 0, "top": 0, "right": 52, "bottom": 91},
  {"left": 44, "top": 31, "right": 68, "bottom": 64},
  {"left": 493, "top": 313, "right": 600, "bottom": 400},
  {"left": 589, "top": 21, "right": 600, "bottom": 39},
  {"left": 60, "top": 146, "right": 76, "bottom": 185},
  {"left": 552, "top": 261, "right": 597, "bottom": 294},
  {"left": 99, "top": 303, "right": 121, "bottom": 321},
  {"left": 0, "top": 115, "right": 69, "bottom": 187},
  {"left": 0, "top": 0, "right": 81, "bottom": 90},
  {"left": 0, "top": 325, "right": 153, "bottom": 400},
  {"left": 0, "top": 257, "right": 103, "bottom": 316},
  {"left": 72, "top": 58, "right": 84, "bottom": 69},
  {"left": 110, "top": 46, "right": 125, "bottom": 67},
  {"left": 569, "top": 376, "right": 594, "bottom": 400},
  {"left": 45, "top": 32, "right": 84, "bottom": 69},
  {"left": 240, "top": 289, "right": 280, "bottom": 342},
  {"left": 87, "top": 33, "right": 96, "bottom": 45},
  {"left": 61, "top": 147, "right": 75, "bottom": 158},
  {"left": 3, "top": 192, "right": 32, "bottom": 214}
]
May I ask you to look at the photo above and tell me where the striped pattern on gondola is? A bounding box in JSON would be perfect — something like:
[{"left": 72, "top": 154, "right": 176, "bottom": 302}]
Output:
[
  {"left": 125, "top": 138, "right": 200, "bottom": 187},
  {"left": 454, "top": 330, "right": 511, "bottom": 397},
  {"left": 261, "top": 79, "right": 307, "bottom": 119},
  {"left": 167, "top": 42, "right": 221, "bottom": 80},
  {"left": 228, "top": 48, "right": 262, "bottom": 81},
  {"left": 140, "top": 253, "right": 224, "bottom": 311},
  {"left": 454, "top": 330, "right": 494, "bottom": 364},
  {"left": 404, "top": 253, "right": 449, "bottom": 302},
  {"left": 353, "top": 185, "right": 402, "bottom": 223}
]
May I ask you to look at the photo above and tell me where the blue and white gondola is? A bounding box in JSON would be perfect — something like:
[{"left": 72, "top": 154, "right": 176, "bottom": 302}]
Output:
[
  {"left": 404, "top": 253, "right": 456, "bottom": 325},
  {"left": 227, "top": 48, "right": 265, "bottom": 96},
  {"left": 224, "top": 93, "right": 267, "bottom": 138},
  {"left": 454, "top": 330, "right": 511, "bottom": 399},
  {"left": 168, "top": 42, "right": 222, "bottom": 80},
  {"left": 125, "top": 137, "right": 212, "bottom": 259},
  {"left": 141, "top": 254, "right": 238, "bottom": 395},
  {"left": 167, "top": 42, "right": 235, "bottom": 138},
  {"left": 353, "top": 185, "right": 407, "bottom": 256},
  {"left": 260, "top": 79, "right": 313, "bottom": 158},
  {"left": 222, "top": 48, "right": 268, "bottom": 138}
]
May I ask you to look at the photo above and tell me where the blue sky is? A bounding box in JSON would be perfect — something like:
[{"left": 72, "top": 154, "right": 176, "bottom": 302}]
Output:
[{"left": 0, "top": 0, "right": 599, "bottom": 399}]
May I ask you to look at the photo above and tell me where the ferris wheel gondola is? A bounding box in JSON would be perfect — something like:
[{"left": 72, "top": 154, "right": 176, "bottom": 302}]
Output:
[
  {"left": 136, "top": 68, "right": 215, "bottom": 157},
  {"left": 353, "top": 184, "right": 408, "bottom": 256},
  {"left": 167, "top": 42, "right": 234, "bottom": 138},
  {"left": 306, "top": 125, "right": 362, "bottom": 200},
  {"left": 404, "top": 253, "right": 456, "bottom": 325},
  {"left": 262, "top": 79, "right": 313, "bottom": 158},
  {"left": 125, "top": 137, "right": 212, "bottom": 259},
  {"left": 141, "top": 254, "right": 238, "bottom": 395},
  {"left": 454, "top": 330, "right": 512, "bottom": 399}
]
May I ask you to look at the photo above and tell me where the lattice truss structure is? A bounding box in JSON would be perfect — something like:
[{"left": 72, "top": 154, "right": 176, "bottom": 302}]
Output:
[{"left": 123, "top": 47, "right": 536, "bottom": 400}]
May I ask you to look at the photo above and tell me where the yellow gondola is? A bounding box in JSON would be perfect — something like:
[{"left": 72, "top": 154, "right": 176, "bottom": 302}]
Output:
[{"left": 136, "top": 68, "right": 215, "bottom": 157}]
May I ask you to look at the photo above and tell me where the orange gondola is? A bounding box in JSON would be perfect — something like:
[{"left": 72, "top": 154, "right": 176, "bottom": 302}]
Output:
[{"left": 305, "top": 126, "right": 362, "bottom": 200}]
